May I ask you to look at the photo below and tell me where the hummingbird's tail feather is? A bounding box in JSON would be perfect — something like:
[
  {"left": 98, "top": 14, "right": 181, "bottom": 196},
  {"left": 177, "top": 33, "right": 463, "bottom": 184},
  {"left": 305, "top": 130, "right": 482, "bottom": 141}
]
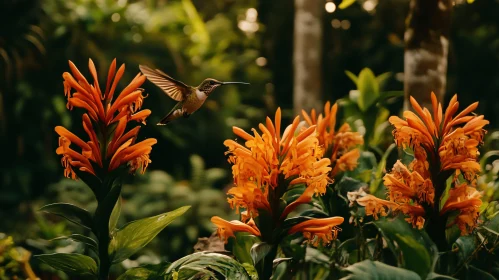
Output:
[{"left": 157, "top": 108, "right": 183, "bottom": 125}]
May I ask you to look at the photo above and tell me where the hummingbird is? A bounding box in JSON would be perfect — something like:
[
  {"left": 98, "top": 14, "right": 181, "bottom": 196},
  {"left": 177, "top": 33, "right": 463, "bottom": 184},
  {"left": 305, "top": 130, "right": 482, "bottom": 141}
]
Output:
[{"left": 139, "top": 65, "right": 250, "bottom": 125}]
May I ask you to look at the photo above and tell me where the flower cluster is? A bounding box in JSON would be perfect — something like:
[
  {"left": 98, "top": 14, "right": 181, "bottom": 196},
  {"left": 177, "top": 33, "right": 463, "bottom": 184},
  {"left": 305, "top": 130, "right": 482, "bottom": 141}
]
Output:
[
  {"left": 356, "top": 93, "right": 488, "bottom": 235},
  {"left": 211, "top": 108, "right": 344, "bottom": 246},
  {"left": 302, "top": 102, "right": 364, "bottom": 177},
  {"left": 55, "top": 59, "right": 156, "bottom": 180}
]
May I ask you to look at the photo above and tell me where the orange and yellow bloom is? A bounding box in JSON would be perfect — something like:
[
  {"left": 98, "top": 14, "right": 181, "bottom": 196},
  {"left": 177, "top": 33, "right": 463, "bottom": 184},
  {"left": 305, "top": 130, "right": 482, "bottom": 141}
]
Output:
[
  {"left": 302, "top": 102, "right": 364, "bottom": 177},
  {"left": 355, "top": 92, "right": 487, "bottom": 236},
  {"left": 55, "top": 59, "right": 156, "bottom": 181},
  {"left": 212, "top": 108, "right": 344, "bottom": 246}
]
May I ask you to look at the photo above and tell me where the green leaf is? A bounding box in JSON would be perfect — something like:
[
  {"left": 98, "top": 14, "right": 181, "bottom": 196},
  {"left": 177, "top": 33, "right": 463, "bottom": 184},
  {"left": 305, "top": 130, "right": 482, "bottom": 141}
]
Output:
[
  {"left": 117, "top": 263, "right": 167, "bottom": 280},
  {"left": 110, "top": 196, "right": 122, "bottom": 232},
  {"left": 341, "top": 260, "right": 420, "bottom": 280},
  {"left": 35, "top": 253, "right": 97, "bottom": 277},
  {"left": 426, "top": 272, "right": 458, "bottom": 279},
  {"left": 338, "top": 0, "right": 357, "bottom": 9},
  {"left": 110, "top": 205, "right": 191, "bottom": 264},
  {"left": 375, "top": 72, "right": 392, "bottom": 89},
  {"left": 373, "top": 217, "right": 436, "bottom": 278},
  {"left": 357, "top": 68, "right": 379, "bottom": 111},
  {"left": 233, "top": 232, "right": 259, "bottom": 264},
  {"left": 51, "top": 234, "right": 97, "bottom": 250},
  {"left": 466, "top": 266, "right": 496, "bottom": 280},
  {"left": 40, "top": 203, "right": 93, "bottom": 230},
  {"left": 453, "top": 235, "right": 477, "bottom": 266},
  {"left": 369, "top": 143, "right": 396, "bottom": 194},
  {"left": 163, "top": 252, "right": 251, "bottom": 279},
  {"left": 345, "top": 70, "right": 358, "bottom": 85},
  {"left": 250, "top": 242, "right": 272, "bottom": 266}
]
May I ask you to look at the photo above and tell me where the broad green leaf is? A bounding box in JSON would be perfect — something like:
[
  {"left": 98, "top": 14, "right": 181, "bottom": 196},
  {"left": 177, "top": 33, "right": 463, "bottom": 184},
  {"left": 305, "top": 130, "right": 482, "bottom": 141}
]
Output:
[
  {"left": 466, "top": 266, "right": 496, "bottom": 280},
  {"left": 426, "top": 272, "right": 458, "bottom": 279},
  {"left": 341, "top": 260, "right": 420, "bottom": 280},
  {"left": 242, "top": 262, "right": 259, "bottom": 280},
  {"left": 375, "top": 72, "right": 392, "bottom": 89},
  {"left": 233, "top": 232, "right": 259, "bottom": 265},
  {"left": 250, "top": 242, "right": 272, "bottom": 266},
  {"left": 453, "top": 235, "right": 477, "bottom": 266},
  {"left": 345, "top": 70, "right": 358, "bottom": 85},
  {"left": 305, "top": 247, "right": 329, "bottom": 266},
  {"left": 40, "top": 203, "right": 93, "bottom": 229},
  {"left": 357, "top": 68, "right": 379, "bottom": 111},
  {"left": 163, "top": 252, "right": 251, "bottom": 280},
  {"left": 378, "top": 91, "right": 404, "bottom": 102},
  {"left": 117, "top": 267, "right": 156, "bottom": 280},
  {"left": 51, "top": 234, "right": 97, "bottom": 250},
  {"left": 117, "top": 263, "right": 167, "bottom": 280},
  {"left": 110, "top": 205, "right": 191, "bottom": 263},
  {"left": 369, "top": 143, "right": 396, "bottom": 194},
  {"left": 110, "top": 196, "right": 122, "bottom": 232},
  {"left": 35, "top": 253, "right": 97, "bottom": 277},
  {"left": 373, "top": 217, "right": 436, "bottom": 278},
  {"left": 339, "top": 0, "right": 356, "bottom": 9}
]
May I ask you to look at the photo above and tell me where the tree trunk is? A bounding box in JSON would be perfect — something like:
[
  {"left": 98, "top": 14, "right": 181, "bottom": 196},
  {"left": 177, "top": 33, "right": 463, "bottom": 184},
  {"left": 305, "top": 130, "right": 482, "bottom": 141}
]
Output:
[
  {"left": 293, "top": 0, "right": 323, "bottom": 115},
  {"left": 404, "top": 0, "right": 452, "bottom": 110}
]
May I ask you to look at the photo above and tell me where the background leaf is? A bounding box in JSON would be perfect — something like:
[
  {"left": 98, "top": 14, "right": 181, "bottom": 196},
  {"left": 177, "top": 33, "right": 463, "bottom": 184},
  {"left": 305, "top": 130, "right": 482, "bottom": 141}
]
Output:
[
  {"left": 40, "top": 203, "right": 93, "bottom": 229},
  {"left": 110, "top": 205, "right": 191, "bottom": 263},
  {"left": 373, "top": 217, "right": 437, "bottom": 279},
  {"left": 110, "top": 196, "right": 122, "bottom": 232},
  {"left": 356, "top": 68, "right": 379, "bottom": 111},
  {"left": 250, "top": 242, "right": 272, "bottom": 266},
  {"left": 163, "top": 252, "right": 251, "bottom": 280},
  {"left": 35, "top": 253, "right": 97, "bottom": 277},
  {"left": 341, "top": 260, "right": 420, "bottom": 280}
]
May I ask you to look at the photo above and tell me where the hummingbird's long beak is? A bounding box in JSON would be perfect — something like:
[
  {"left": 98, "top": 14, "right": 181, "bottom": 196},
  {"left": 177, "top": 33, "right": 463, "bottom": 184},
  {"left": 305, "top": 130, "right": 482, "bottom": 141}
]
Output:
[{"left": 221, "top": 82, "right": 250, "bottom": 85}]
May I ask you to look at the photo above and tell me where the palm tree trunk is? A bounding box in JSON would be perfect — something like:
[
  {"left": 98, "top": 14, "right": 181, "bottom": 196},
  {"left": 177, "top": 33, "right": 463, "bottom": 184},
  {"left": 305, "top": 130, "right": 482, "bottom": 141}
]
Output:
[
  {"left": 293, "top": 0, "right": 323, "bottom": 115},
  {"left": 404, "top": 0, "right": 452, "bottom": 110}
]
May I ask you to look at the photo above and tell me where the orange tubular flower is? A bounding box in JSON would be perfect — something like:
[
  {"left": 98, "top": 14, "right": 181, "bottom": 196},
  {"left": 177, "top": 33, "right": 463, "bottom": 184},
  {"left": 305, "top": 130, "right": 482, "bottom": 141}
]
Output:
[
  {"left": 211, "top": 216, "right": 261, "bottom": 244},
  {"left": 213, "top": 108, "right": 341, "bottom": 245},
  {"left": 55, "top": 59, "right": 156, "bottom": 181},
  {"left": 289, "top": 217, "right": 344, "bottom": 246},
  {"left": 356, "top": 195, "right": 398, "bottom": 219},
  {"left": 441, "top": 183, "right": 482, "bottom": 235},
  {"left": 302, "top": 102, "right": 363, "bottom": 178},
  {"left": 357, "top": 92, "right": 487, "bottom": 237}
]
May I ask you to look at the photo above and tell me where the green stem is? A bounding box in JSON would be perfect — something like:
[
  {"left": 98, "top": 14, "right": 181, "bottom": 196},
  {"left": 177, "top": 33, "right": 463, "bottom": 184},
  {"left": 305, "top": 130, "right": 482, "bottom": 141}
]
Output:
[
  {"left": 259, "top": 245, "right": 278, "bottom": 280},
  {"left": 426, "top": 167, "right": 449, "bottom": 251},
  {"left": 98, "top": 231, "right": 110, "bottom": 280}
]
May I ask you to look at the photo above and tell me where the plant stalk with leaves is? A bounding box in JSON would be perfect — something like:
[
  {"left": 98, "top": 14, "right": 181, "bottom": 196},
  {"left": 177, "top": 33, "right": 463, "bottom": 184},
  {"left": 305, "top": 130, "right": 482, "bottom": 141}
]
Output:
[
  {"left": 355, "top": 92, "right": 488, "bottom": 250},
  {"left": 210, "top": 108, "right": 344, "bottom": 279},
  {"left": 36, "top": 59, "right": 189, "bottom": 279}
]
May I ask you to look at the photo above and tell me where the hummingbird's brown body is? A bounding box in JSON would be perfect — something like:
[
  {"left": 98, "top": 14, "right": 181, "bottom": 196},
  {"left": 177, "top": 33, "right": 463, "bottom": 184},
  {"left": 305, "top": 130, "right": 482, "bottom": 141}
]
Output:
[{"left": 139, "top": 65, "right": 249, "bottom": 125}]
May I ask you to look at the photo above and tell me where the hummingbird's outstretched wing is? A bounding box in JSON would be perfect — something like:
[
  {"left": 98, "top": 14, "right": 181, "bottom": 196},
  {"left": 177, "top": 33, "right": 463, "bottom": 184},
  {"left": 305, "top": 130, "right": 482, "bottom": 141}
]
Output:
[{"left": 139, "top": 65, "right": 191, "bottom": 101}]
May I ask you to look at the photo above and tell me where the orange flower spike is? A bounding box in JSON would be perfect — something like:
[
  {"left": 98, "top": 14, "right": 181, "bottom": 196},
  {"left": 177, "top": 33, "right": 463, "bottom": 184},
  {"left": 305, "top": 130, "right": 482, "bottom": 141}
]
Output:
[
  {"left": 275, "top": 107, "right": 282, "bottom": 145},
  {"left": 410, "top": 96, "right": 437, "bottom": 137},
  {"left": 356, "top": 195, "right": 398, "bottom": 219},
  {"left": 129, "top": 109, "right": 152, "bottom": 124},
  {"left": 103, "top": 58, "right": 117, "bottom": 100},
  {"left": 81, "top": 114, "right": 102, "bottom": 166},
  {"left": 399, "top": 204, "right": 426, "bottom": 229},
  {"left": 301, "top": 109, "right": 314, "bottom": 126},
  {"left": 55, "top": 126, "right": 91, "bottom": 152},
  {"left": 289, "top": 217, "right": 344, "bottom": 246},
  {"left": 211, "top": 216, "right": 261, "bottom": 244},
  {"left": 106, "top": 63, "right": 126, "bottom": 103},
  {"left": 335, "top": 149, "right": 361, "bottom": 172}
]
